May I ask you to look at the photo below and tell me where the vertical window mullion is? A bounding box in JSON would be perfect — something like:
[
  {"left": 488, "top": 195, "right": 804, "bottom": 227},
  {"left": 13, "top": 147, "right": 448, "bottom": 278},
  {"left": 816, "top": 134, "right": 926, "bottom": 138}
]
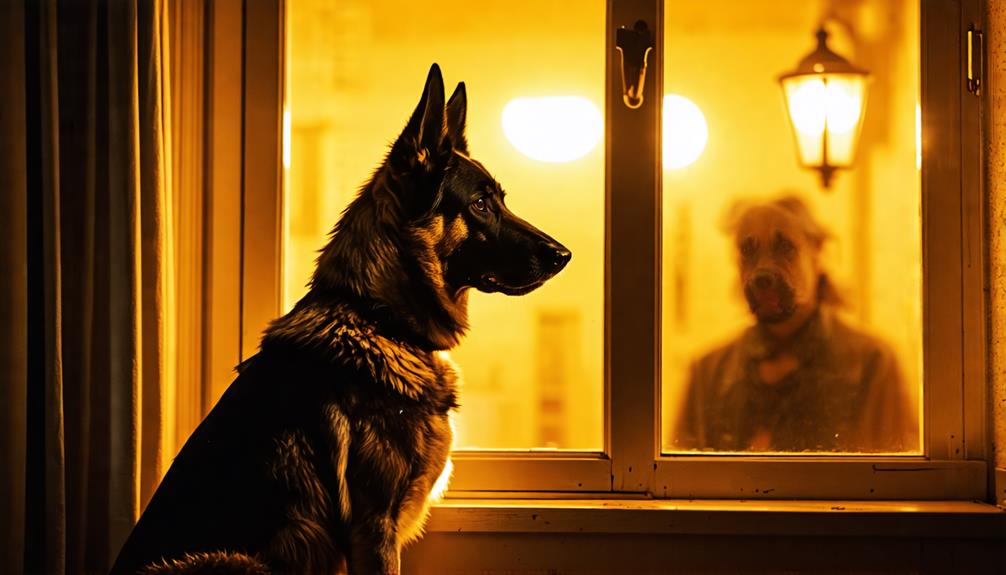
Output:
[
  {"left": 607, "top": 0, "right": 663, "bottom": 493},
  {"left": 921, "top": 0, "right": 965, "bottom": 462},
  {"left": 959, "top": 0, "right": 988, "bottom": 462}
]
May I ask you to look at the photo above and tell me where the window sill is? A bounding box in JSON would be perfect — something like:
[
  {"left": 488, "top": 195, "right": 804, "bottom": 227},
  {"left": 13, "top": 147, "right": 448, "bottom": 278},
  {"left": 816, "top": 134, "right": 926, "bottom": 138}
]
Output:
[{"left": 427, "top": 498, "right": 1006, "bottom": 539}]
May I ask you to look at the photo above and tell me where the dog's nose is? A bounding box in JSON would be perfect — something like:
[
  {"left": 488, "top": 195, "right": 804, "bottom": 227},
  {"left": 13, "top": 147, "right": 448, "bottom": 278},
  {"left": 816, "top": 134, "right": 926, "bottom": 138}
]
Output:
[
  {"left": 546, "top": 244, "right": 572, "bottom": 273},
  {"left": 753, "top": 271, "right": 775, "bottom": 290}
]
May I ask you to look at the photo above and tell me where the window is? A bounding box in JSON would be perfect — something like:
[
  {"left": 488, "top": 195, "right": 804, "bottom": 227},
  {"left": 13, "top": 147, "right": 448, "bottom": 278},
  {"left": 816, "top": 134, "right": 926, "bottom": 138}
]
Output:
[
  {"left": 661, "top": 0, "right": 923, "bottom": 456},
  {"left": 233, "top": 0, "right": 989, "bottom": 499},
  {"left": 284, "top": 0, "right": 605, "bottom": 452}
]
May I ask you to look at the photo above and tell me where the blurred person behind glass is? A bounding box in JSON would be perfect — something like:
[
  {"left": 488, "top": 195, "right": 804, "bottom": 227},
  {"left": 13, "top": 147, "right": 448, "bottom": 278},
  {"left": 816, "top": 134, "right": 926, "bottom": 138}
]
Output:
[{"left": 674, "top": 196, "right": 918, "bottom": 453}]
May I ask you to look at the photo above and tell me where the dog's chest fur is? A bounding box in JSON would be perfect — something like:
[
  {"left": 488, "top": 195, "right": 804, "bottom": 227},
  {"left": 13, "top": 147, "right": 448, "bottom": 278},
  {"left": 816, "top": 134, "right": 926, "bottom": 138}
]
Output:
[{"left": 260, "top": 298, "right": 459, "bottom": 568}]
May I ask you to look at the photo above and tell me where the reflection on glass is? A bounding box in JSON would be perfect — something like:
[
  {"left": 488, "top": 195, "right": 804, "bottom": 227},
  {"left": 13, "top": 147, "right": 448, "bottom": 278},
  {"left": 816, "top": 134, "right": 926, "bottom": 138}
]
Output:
[
  {"left": 286, "top": 0, "right": 604, "bottom": 451},
  {"left": 662, "top": 0, "right": 922, "bottom": 454}
]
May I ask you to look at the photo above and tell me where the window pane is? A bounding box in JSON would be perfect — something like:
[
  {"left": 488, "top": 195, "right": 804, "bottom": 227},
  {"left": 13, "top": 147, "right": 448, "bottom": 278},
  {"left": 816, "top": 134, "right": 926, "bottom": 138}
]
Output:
[
  {"left": 661, "top": 0, "right": 922, "bottom": 454},
  {"left": 286, "top": 0, "right": 604, "bottom": 450}
]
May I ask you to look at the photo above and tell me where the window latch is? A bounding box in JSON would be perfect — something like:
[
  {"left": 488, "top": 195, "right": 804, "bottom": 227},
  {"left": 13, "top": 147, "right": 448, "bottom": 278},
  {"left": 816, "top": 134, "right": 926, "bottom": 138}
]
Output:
[
  {"left": 967, "top": 26, "right": 983, "bottom": 96},
  {"left": 616, "top": 20, "right": 654, "bottom": 109}
]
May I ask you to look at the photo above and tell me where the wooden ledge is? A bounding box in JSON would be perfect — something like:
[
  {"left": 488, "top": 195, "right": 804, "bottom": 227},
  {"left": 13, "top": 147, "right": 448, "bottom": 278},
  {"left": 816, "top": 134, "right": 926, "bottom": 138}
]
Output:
[{"left": 427, "top": 498, "right": 1006, "bottom": 539}]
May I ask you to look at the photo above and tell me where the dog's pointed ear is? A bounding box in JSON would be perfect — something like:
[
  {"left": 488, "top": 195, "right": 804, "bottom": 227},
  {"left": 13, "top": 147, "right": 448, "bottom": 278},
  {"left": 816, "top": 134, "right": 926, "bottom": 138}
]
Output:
[
  {"left": 446, "top": 82, "right": 468, "bottom": 153},
  {"left": 399, "top": 63, "right": 447, "bottom": 166}
]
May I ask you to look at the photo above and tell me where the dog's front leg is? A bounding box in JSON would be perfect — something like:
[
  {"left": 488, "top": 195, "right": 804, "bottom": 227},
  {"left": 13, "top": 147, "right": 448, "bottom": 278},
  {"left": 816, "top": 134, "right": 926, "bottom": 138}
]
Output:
[{"left": 348, "top": 514, "right": 401, "bottom": 575}]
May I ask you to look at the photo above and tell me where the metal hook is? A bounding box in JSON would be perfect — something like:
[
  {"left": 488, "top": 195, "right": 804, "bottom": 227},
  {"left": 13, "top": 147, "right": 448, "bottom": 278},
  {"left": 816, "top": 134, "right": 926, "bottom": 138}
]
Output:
[{"left": 616, "top": 20, "right": 654, "bottom": 110}]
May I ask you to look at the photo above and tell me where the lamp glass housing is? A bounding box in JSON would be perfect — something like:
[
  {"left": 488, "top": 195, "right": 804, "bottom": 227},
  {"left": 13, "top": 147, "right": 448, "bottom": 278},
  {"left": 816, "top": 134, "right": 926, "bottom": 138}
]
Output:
[{"left": 779, "top": 29, "right": 870, "bottom": 187}]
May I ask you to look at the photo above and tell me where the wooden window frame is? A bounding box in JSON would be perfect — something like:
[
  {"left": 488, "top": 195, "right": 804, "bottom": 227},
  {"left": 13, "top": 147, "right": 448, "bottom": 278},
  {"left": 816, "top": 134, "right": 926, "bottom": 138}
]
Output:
[
  {"left": 203, "top": 0, "right": 284, "bottom": 411},
  {"left": 211, "top": 0, "right": 992, "bottom": 501},
  {"left": 652, "top": 0, "right": 989, "bottom": 500}
]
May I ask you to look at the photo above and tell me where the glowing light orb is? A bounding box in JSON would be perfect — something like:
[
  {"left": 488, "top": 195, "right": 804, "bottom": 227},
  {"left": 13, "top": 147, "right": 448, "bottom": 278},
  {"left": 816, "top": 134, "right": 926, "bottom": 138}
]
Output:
[
  {"left": 502, "top": 96, "right": 602, "bottom": 163},
  {"left": 663, "top": 94, "right": 708, "bottom": 170},
  {"left": 784, "top": 77, "right": 864, "bottom": 137}
]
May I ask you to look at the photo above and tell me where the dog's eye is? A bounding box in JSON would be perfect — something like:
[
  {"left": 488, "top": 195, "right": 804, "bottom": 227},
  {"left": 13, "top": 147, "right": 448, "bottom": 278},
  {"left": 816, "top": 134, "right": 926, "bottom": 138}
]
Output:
[
  {"left": 739, "top": 240, "right": 757, "bottom": 259},
  {"left": 775, "top": 237, "right": 796, "bottom": 258},
  {"left": 473, "top": 197, "right": 488, "bottom": 212}
]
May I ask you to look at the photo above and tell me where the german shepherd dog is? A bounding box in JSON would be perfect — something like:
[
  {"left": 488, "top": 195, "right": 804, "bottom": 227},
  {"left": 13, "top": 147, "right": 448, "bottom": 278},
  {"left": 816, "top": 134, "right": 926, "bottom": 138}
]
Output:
[{"left": 111, "top": 64, "right": 571, "bottom": 574}]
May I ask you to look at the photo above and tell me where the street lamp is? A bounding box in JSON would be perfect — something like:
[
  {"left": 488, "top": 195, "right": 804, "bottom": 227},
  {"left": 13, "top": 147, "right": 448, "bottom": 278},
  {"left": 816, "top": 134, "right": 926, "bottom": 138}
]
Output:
[{"left": 779, "top": 27, "right": 870, "bottom": 190}]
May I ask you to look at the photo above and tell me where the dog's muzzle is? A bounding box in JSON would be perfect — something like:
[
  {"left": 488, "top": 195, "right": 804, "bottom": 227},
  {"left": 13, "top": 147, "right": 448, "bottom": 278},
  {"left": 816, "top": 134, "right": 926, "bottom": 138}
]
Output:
[
  {"left": 744, "top": 269, "right": 795, "bottom": 324},
  {"left": 479, "top": 241, "right": 571, "bottom": 296}
]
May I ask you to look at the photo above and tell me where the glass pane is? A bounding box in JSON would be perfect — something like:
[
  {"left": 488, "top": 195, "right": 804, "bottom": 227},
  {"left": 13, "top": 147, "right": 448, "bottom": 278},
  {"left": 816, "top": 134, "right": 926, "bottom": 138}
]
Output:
[
  {"left": 286, "top": 0, "right": 604, "bottom": 450},
  {"left": 661, "top": 0, "right": 922, "bottom": 454}
]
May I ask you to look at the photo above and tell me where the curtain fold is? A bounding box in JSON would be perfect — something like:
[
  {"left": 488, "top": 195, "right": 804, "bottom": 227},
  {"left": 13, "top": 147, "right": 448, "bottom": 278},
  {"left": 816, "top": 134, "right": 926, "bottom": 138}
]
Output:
[
  {"left": 0, "top": 2, "right": 29, "bottom": 574},
  {"left": 24, "top": 1, "right": 67, "bottom": 573},
  {"left": 3, "top": 0, "right": 206, "bottom": 571},
  {"left": 17, "top": 0, "right": 176, "bottom": 573}
]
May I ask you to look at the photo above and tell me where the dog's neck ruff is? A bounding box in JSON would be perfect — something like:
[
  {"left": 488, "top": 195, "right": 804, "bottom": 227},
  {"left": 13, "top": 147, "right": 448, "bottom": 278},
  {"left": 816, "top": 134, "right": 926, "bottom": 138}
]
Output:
[
  {"left": 311, "top": 176, "right": 470, "bottom": 351},
  {"left": 262, "top": 298, "right": 460, "bottom": 401}
]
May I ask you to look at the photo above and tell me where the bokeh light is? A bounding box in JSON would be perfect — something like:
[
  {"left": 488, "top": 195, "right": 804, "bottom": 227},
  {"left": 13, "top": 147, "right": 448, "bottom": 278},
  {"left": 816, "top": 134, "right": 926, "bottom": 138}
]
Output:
[
  {"left": 663, "top": 94, "right": 708, "bottom": 170},
  {"left": 502, "top": 96, "right": 603, "bottom": 163}
]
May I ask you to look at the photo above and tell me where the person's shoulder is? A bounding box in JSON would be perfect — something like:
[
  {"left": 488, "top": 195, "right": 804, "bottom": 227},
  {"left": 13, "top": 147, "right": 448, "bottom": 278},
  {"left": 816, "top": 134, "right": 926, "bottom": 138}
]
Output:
[
  {"left": 825, "top": 310, "right": 897, "bottom": 361},
  {"left": 690, "top": 328, "right": 754, "bottom": 374}
]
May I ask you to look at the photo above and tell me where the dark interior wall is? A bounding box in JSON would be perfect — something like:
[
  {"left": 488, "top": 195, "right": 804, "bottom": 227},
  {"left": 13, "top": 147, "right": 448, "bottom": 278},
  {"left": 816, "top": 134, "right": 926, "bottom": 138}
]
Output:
[{"left": 0, "top": 1, "right": 28, "bottom": 574}]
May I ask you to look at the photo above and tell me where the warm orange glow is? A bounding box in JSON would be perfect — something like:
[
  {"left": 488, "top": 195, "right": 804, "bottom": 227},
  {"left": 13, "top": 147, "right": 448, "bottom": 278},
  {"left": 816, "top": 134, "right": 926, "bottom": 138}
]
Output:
[
  {"left": 661, "top": 0, "right": 922, "bottom": 455},
  {"left": 781, "top": 74, "right": 867, "bottom": 168},
  {"left": 282, "top": 108, "right": 291, "bottom": 170},
  {"left": 429, "top": 411, "right": 456, "bottom": 501},
  {"left": 502, "top": 96, "right": 602, "bottom": 163},
  {"left": 663, "top": 94, "right": 708, "bottom": 170},
  {"left": 428, "top": 457, "right": 453, "bottom": 502},
  {"left": 286, "top": 0, "right": 605, "bottom": 451},
  {"left": 286, "top": 0, "right": 922, "bottom": 456}
]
